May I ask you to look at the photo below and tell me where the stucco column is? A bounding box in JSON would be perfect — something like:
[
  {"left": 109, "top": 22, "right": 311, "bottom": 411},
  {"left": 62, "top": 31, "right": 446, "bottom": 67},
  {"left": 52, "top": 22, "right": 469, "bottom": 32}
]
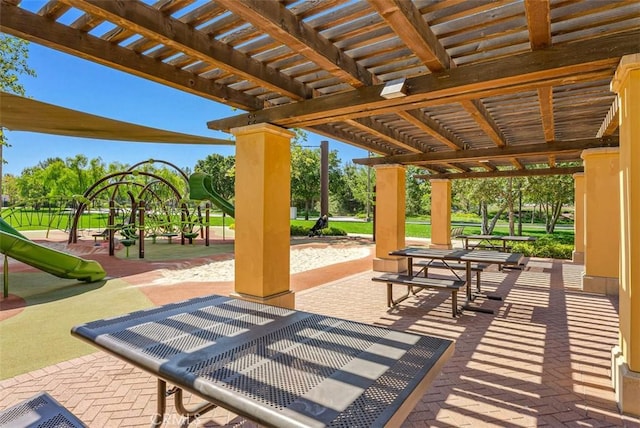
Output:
[
  {"left": 581, "top": 147, "right": 619, "bottom": 296},
  {"left": 572, "top": 173, "right": 585, "bottom": 263},
  {"left": 230, "top": 124, "right": 295, "bottom": 309},
  {"left": 373, "top": 164, "right": 407, "bottom": 273},
  {"left": 610, "top": 53, "right": 640, "bottom": 417},
  {"left": 429, "top": 179, "right": 452, "bottom": 249}
]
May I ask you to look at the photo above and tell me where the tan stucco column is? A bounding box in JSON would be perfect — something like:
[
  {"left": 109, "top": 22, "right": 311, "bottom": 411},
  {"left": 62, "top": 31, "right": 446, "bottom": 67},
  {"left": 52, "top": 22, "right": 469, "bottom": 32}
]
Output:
[
  {"left": 572, "top": 173, "right": 585, "bottom": 263},
  {"left": 581, "top": 147, "right": 619, "bottom": 296},
  {"left": 610, "top": 53, "right": 640, "bottom": 417},
  {"left": 373, "top": 164, "right": 407, "bottom": 273},
  {"left": 230, "top": 124, "right": 295, "bottom": 309},
  {"left": 429, "top": 179, "right": 452, "bottom": 249}
]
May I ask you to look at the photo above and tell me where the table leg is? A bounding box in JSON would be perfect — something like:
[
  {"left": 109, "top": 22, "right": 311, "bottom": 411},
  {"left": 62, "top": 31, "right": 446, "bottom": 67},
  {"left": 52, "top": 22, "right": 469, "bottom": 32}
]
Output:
[
  {"left": 152, "top": 379, "right": 167, "bottom": 428},
  {"left": 461, "top": 260, "right": 495, "bottom": 315},
  {"left": 173, "top": 388, "right": 217, "bottom": 422},
  {"left": 407, "top": 256, "right": 413, "bottom": 276}
]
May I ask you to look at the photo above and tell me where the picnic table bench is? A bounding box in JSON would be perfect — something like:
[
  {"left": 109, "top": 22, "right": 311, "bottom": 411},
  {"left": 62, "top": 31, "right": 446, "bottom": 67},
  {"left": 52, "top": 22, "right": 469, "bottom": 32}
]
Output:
[
  {"left": 372, "top": 273, "right": 464, "bottom": 317},
  {"left": 0, "top": 392, "right": 86, "bottom": 428},
  {"left": 413, "top": 260, "right": 488, "bottom": 293}
]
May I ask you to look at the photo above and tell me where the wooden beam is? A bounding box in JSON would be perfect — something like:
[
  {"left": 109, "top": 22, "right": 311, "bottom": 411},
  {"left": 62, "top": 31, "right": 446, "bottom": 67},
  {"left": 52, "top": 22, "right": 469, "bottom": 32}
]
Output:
[
  {"left": 525, "top": 0, "right": 551, "bottom": 50},
  {"left": 479, "top": 161, "right": 498, "bottom": 172},
  {"left": 346, "top": 118, "right": 423, "bottom": 153},
  {"left": 368, "top": 0, "right": 505, "bottom": 149},
  {"left": 548, "top": 154, "right": 556, "bottom": 168},
  {"left": 510, "top": 158, "right": 525, "bottom": 170},
  {"left": 525, "top": 0, "right": 555, "bottom": 143},
  {"left": 416, "top": 166, "right": 584, "bottom": 180},
  {"left": 442, "top": 163, "right": 469, "bottom": 173},
  {"left": 215, "top": 0, "right": 372, "bottom": 87},
  {"left": 352, "top": 137, "right": 617, "bottom": 165},
  {"left": 58, "top": 0, "right": 310, "bottom": 100},
  {"left": 308, "top": 124, "right": 394, "bottom": 156},
  {"left": 537, "top": 86, "right": 555, "bottom": 142},
  {"left": 0, "top": 3, "right": 262, "bottom": 110},
  {"left": 207, "top": 29, "right": 638, "bottom": 131},
  {"left": 367, "top": 0, "right": 452, "bottom": 71},
  {"left": 596, "top": 98, "right": 619, "bottom": 138},
  {"left": 37, "top": 1, "right": 72, "bottom": 20},
  {"left": 396, "top": 110, "right": 465, "bottom": 150},
  {"left": 460, "top": 99, "right": 506, "bottom": 147}
]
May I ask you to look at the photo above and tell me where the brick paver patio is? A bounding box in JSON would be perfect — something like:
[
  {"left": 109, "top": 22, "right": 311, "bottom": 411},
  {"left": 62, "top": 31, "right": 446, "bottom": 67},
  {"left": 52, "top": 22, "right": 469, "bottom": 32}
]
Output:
[{"left": 1, "top": 249, "right": 639, "bottom": 427}]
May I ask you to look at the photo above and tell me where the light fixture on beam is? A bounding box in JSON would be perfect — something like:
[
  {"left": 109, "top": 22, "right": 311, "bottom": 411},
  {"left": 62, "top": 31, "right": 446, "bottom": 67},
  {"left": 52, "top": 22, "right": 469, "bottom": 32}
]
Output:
[{"left": 380, "top": 77, "right": 407, "bottom": 99}]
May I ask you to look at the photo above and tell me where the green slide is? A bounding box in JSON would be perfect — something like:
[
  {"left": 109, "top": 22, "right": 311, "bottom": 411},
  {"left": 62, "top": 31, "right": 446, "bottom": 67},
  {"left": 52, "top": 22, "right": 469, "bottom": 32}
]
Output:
[
  {"left": 0, "top": 218, "right": 106, "bottom": 284},
  {"left": 189, "top": 172, "right": 235, "bottom": 218}
]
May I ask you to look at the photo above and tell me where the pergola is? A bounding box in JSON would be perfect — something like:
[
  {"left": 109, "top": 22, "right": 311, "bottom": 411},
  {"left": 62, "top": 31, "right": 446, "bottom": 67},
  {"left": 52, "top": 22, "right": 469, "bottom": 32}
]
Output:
[{"left": 1, "top": 0, "right": 638, "bottom": 416}]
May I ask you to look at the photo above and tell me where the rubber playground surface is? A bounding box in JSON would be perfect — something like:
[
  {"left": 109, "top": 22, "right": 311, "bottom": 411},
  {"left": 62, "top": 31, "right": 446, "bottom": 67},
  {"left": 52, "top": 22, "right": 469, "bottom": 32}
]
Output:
[{"left": 0, "top": 228, "right": 374, "bottom": 379}]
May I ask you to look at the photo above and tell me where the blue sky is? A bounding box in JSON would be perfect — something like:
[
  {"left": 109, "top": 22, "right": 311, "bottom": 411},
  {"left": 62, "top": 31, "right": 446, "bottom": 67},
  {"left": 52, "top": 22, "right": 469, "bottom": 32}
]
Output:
[{"left": 3, "top": 42, "right": 369, "bottom": 176}]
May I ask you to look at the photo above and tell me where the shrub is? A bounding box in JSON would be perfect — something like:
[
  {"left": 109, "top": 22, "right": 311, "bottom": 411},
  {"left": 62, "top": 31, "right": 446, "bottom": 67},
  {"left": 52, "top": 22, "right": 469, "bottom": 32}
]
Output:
[
  {"left": 511, "top": 235, "right": 573, "bottom": 259},
  {"left": 290, "top": 225, "right": 347, "bottom": 237}
]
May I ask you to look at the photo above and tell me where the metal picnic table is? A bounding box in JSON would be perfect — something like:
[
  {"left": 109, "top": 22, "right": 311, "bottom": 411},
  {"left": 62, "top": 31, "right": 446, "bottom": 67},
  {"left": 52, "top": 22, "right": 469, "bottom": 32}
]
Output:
[
  {"left": 460, "top": 234, "right": 537, "bottom": 252},
  {"left": 390, "top": 247, "right": 524, "bottom": 314},
  {"left": 71, "top": 295, "right": 454, "bottom": 427}
]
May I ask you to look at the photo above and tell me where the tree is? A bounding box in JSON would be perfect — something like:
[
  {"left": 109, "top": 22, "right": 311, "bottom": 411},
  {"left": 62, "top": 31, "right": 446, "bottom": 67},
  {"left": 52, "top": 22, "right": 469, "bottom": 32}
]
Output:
[
  {"left": 1, "top": 34, "right": 37, "bottom": 203},
  {"left": 339, "top": 163, "right": 373, "bottom": 216},
  {"left": 194, "top": 154, "right": 235, "bottom": 201},
  {"left": 525, "top": 173, "right": 574, "bottom": 233},
  {"left": 406, "top": 166, "right": 430, "bottom": 216},
  {"left": 453, "top": 178, "right": 509, "bottom": 234}
]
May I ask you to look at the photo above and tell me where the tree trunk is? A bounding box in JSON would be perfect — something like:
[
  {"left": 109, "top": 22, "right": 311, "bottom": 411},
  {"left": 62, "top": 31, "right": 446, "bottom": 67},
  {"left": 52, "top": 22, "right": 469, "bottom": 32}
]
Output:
[
  {"left": 547, "top": 201, "right": 563, "bottom": 233},
  {"left": 480, "top": 202, "right": 488, "bottom": 234},
  {"left": 304, "top": 199, "right": 310, "bottom": 220},
  {"left": 487, "top": 201, "right": 508, "bottom": 234}
]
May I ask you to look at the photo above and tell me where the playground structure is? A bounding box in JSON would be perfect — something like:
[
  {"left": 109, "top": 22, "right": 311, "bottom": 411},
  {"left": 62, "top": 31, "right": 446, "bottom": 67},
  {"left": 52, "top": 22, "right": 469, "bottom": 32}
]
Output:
[
  {"left": 0, "top": 158, "right": 235, "bottom": 292},
  {"left": 66, "top": 159, "right": 235, "bottom": 259},
  {"left": 0, "top": 217, "right": 106, "bottom": 297}
]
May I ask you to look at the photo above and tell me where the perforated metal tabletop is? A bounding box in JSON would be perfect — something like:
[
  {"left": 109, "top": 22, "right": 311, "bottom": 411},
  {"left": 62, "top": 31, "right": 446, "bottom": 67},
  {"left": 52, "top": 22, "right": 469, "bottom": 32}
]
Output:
[{"left": 71, "top": 295, "right": 454, "bottom": 427}]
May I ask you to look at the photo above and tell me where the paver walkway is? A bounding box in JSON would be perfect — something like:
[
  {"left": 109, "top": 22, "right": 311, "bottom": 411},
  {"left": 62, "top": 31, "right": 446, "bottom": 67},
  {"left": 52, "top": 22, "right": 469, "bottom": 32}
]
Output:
[{"left": 1, "top": 233, "right": 639, "bottom": 427}]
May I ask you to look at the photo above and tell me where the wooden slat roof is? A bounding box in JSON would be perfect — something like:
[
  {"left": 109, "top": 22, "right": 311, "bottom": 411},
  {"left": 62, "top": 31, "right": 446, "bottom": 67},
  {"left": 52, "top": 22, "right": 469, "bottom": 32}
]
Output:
[{"left": 2, "top": 0, "right": 638, "bottom": 178}]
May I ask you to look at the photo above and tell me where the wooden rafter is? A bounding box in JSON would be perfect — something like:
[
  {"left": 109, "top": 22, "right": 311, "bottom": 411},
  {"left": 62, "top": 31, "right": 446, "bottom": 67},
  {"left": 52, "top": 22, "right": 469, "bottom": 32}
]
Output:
[
  {"left": 207, "top": 29, "right": 638, "bottom": 131},
  {"left": 597, "top": 98, "right": 619, "bottom": 138},
  {"left": 537, "top": 86, "right": 555, "bottom": 142},
  {"left": 57, "top": 0, "right": 310, "bottom": 100},
  {"left": 215, "top": 0, "right": 372, "bottom": 87},
  {"left": 367, "top": 0, "right": 452, "bottom": 71},
  {"left": 309, "top": 124, "right": 393, "bottom": 156},
  {"left": 479, "top": 161, "right": 498, "bottom": 172},
  {"left": 345, "top": 118, "right": 423, "bottom": 153},
  {"left": 352, "top": 137, "right": 617, "bottom": 166},
  {"left": 511, "top": 158, "right": 525, "bottom": 170},
  {"left": 0, "top": 3, "right": 262, "bottom": 110},
  {"left": 396, "top": 110, "right": 465, "bottom": 150},
  {"left": 525, "top": 0, "right": 555, "bottom": 143},
  {"left": 441, "top": 163, "right": 468, "bottom": 173},
  {"left": 37, "top": 0, "right": 71, "bottom": 20},
  {"left": 417, "top": 166, "right": 584, "bottom": 180},
  {"left": 369, "top": 0, "right": 505, "bottom": 147},
  {"left": 459, "top": 99, "right": 506, "bottom": 147},
  {"left": 525, "top": 0, "right": 551, "bottom": 50}
]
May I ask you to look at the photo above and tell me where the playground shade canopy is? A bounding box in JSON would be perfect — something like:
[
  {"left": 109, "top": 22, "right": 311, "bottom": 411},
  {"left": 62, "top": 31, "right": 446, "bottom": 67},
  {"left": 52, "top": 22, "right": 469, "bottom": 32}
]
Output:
[
  {"left": 0, "top": 92, "right": 233, "bottom": 146},
  {"left": 0, "top": 218, "right": 106, "bottom": 285}
]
